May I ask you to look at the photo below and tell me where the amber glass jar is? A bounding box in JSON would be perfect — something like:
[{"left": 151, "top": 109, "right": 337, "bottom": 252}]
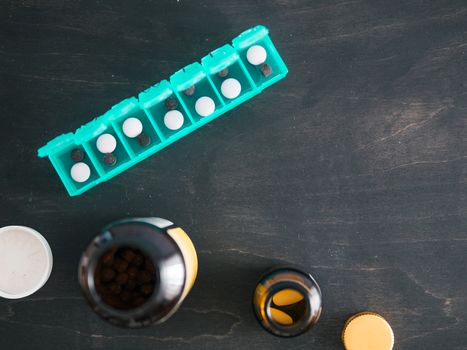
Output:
[
  {"left": 253, "top": 266, "right": 322, "bottom": 337},
  {"left": 78, "top": 217, "right": 197, "bottom": 328}
]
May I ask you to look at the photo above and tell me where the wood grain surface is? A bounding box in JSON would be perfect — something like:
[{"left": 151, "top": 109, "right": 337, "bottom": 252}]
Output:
[{"left": 1, "top": 0, "right": 466, "bottom": 349}]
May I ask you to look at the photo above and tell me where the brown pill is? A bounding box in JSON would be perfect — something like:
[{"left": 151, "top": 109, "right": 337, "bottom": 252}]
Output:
[
  {"left": 101, "top": 267, "right": 116, "bottom": 282},
  {"left": 165, "top": 97, "right": 178, "bottom": 110},
  {"left": 116, "top": 273, "right": 129, "bottom": 285},
  {"left": 217, "top": 68, "right": 229, "bottom": 77},
  {"left": 137, "top": 270, "right": 153, "bottom": 284},
  {"left": 124, "top": 278, "right": 137, "bottom": 291},
  {"left": 109, "top": 282, "right": 122, "bottom": 295},
  {"left": 183, "top": 85, "right": 195, "bottom": 96},
  {"left": 70, "top": 148, "right": 84, "bottom": 162},
  {"left": 113, "top": 258, "right": 129, "bottom": 273},
  {"left": 121, "top": 249, "right": 136, "bottom": 262},
  {"left": 260, "top": 63, "right": 273, "bottom": 77},
  {"left": 145, "top": 258, "right": 155, "bottom": 273},
  {"left": 140, "top": 283, "right": 154, "bottom": 296},
  {"left": 133, "top": 297, "right": 146, "bottom": 307},
  {"left": 133, "top": 254, "right": 144, "bottom": 267},
  {"left": 138, "top": 133, "right": 151, "bottom": 147},
  {"left": 101, "top": 250, "right": 115, "bottom": 267},
  {"left": 94, "top": 277, "right": 103, "bottom": 288},
  {"left": 103, "top": 153, "right": 117, "bottom": 166},
  {"left": 102, "top": 294, "right": 121, "bottom": 308},
  {"left": 128, "top": 266, "right": 138, "bottom": 278},
  {"left": 120, "top": 290, "right": 131, "bottom": 302}
]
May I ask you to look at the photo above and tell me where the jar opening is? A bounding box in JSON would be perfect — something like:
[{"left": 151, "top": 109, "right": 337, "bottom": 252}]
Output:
[{"left": 93, "top": 245, "right": 157, "bottom": 310}]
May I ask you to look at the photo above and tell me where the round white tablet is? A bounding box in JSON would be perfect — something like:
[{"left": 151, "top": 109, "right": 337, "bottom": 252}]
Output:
[
  {"left": 122, "top": 117, "right": 143, "bottom": 138},
  {"left": 0, "top": 226, "right": 53, "bottom": 299},
  {"left": 164, "top": 110, "right": 184, "bottom": 130},
  {"left": 70, "top": 162, "right": 91, "bottom": 183},
  {"left": 96, "top": 133, "right": 117, "bottom": 154},
  {"left": 221, "top": 78, "right": 242, "bottom": 99},
  {"left": 195, "top": 96, "right": 215, "bottom": 117},
  {"left": 246, "top": 45, "right": 267, "bottom": 65}
]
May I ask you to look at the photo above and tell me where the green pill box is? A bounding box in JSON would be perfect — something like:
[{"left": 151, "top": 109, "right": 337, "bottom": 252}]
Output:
[{"left": 37, "top": 25, "right": 288, "bottom": 196}]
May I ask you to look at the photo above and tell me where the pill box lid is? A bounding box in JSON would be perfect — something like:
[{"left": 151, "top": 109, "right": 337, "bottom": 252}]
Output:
[
  {"left": 138, "top": 80, "right": 173, "bottom": 109},
  {"left": 170, "top": 62, "right": 206, "bottom": 91},
  {"left": 0, "top": 226, "right": 53, "bottom": 299},
  {"left": 37, "top": 132, "right": 75, "bottom": 158},
  {"left": 232, "top": 25, "right": 269, "bottom": 49},
  {"left": 106, "top": 97, "right": 140, "bottom": 121},
  {"left": 201, "top": 44, "right": 239, "bottom": 75}
]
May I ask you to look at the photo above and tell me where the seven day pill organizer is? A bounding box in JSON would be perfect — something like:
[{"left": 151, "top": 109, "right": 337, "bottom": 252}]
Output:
[{"left": 37, "top": 25, "right": 288, "bottom": 196}]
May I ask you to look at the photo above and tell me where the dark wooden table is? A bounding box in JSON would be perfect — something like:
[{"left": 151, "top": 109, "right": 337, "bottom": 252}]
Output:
[{"left": 1, "top": 1, "right": 466, "bottom": 349}]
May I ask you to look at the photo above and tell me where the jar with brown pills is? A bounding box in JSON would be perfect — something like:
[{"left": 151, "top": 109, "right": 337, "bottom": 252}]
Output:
[{"left": 78, "top": 217, "right": 197, "bottom": 328}]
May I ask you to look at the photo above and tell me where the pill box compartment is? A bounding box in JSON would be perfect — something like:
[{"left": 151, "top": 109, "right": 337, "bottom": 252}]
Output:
[
  {"left": 209, "top": 61, "right": 254, "bottom": 103},
  {"left": 56, "top": 145, "right": 99, "bottom": 190},
  {"left": 170, "top": 63, "right": 223, "bottom": 122},
  {"left": 180, "top": 79, "right": 222, "bottom": 121},
  {"left": 233, "top": 27, "right": 286, "bottom": 87},
  {"left": 145, "top": 93, "right": 192, "bottom": 139},
  {"left": 88, "top": 128, "right": 131, "bottom": 174},
  {"left": 238, "top": 40, "right": 283, "bottom": 85},
  {"left": 116, "top": 110, "right": 161, "bottom": 156},
  {"left": 202, "top": 44, "right": 255, "bottom": 104},
  {"left": 139, "top": 81, "right": 193, "bottom": 139}
]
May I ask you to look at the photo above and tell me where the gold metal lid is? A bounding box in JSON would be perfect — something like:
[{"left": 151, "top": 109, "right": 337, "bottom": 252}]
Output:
[{"left": 342, "top": 312, "right": 394, "bottom": 350}]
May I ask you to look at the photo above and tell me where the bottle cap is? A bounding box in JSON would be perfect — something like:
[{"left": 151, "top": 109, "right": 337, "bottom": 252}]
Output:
[
  {"left": 342, "top": 312, "right": 394, "bottom": 350},
  {"left": 0, "top": 226, "right": 53, "bottom": 299}
]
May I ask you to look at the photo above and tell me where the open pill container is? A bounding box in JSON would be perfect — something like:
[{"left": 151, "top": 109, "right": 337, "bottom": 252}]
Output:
[{"left": 0, "top": 226, "right": 53, "bottom": 299}]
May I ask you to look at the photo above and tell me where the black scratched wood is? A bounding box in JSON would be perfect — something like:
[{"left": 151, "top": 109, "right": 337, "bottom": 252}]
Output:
[{"left": 1, "top": 1, "right": 467, "bottom": 349}]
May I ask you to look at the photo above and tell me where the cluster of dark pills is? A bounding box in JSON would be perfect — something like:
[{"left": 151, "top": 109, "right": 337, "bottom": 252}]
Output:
[{"left": 94, "top": 246, "right": 156, "bottom": 310}]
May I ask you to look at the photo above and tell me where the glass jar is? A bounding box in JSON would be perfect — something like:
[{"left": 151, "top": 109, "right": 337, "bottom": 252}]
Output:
[
  {"left": 78, "top": 217, "right": 197, "bottom": 328},
  {"left": 253, "top": 266, "right": 322, "bottom": 337}
]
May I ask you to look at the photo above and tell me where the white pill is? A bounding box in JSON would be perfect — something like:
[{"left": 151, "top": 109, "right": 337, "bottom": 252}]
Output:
[
  {"left": 70, "top": 162, "right": 91, "bottom": 183},
  {"left": 221, "top": 78, "right": 242, "bottom": 99},
  {"left": 195, "top": 96, "right": 215, "bottom": 117},
  {"left": 246, "top": 45, "right": 267, "bottom": 65},
  {"left": 96, "top": 133, "right": 117, "bottom": 154},
  {"left": 122, "top": 117, "right": 143, "bottom": 138},
  {"left": 164, "top": 110, "right": 184, "bottom": 130}
]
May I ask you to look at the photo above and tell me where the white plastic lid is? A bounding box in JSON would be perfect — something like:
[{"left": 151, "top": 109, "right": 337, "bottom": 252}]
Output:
[{"left": 0, "top": 226, "right": 53, "bottom": 299}]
